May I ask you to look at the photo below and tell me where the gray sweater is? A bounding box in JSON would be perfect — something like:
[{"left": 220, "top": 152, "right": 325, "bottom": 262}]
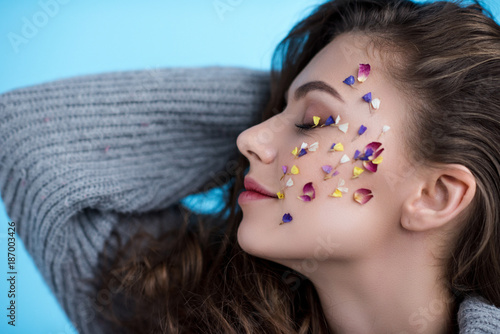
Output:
[{"left": 0, "top": 67, "right": 499, "bottom": 334}]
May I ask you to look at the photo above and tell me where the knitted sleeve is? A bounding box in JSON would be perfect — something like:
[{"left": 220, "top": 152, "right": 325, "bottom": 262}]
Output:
[
  {"left": 458, "top": 295, "right": 500, "bottom": 333},
  {"left": 0, "top": 67, "right": 270, "bottom": 333}
]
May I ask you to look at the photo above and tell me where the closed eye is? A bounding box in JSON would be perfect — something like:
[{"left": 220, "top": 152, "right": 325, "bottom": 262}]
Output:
[{"left": 295, "top": 123, "right": 316, "bottom": 133}]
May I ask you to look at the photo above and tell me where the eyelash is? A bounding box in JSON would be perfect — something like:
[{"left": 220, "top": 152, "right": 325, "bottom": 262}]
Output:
[{"left": 295, "top": 122, "right": 316, "bottom": 133}]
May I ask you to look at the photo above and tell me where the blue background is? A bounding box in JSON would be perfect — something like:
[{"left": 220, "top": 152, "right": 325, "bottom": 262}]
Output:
[{"left": 0, "top": 0, "right": 499, "bottom": 333}]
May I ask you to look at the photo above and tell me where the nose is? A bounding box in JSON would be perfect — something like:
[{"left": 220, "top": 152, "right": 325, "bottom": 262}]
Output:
[{"left": 236, "top": 119, "right": 278, "bottom": 164}]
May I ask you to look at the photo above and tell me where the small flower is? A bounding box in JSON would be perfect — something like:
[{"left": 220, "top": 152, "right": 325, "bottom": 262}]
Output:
[
  {"left": 298, "top": 148, "right": 307, "bottom": 157},
  {"left": 301, "top": 142, "right": 308, "bottom": 150},
  {"left": 378, "top": 125, "right": 391, "bottom": 139},
  {"left": 358, "top": 64, "right": 371, "bottom": 83},
  {"left": 354, "top": 188, "right": 374, "bottom": 204},
  {"left": 322, "top": 165, "right": 334, "bottom": 180},
  {"left": 286, "top": 177, "right": 294, "bottom": 187},
  {"left": 291, "top": 165, "right": 300, "bottom": 175},
  {"left": 354, "top": 142, "right": 384, "bottom": 172},
  {"left": 280, "top": 165, "right": 288, "bottom": 180},
  {"left": 280, "top": 213, "right": 293, "bottom": 225},
  {"left": 313, "top": 116, "right": 321, "bottom": 127},
  {"left": 340, "top": 154, "right": 351, "bottom": 164},
  {"left": 291, "top": 147, "right": 299, "bottom": 157},
  {"left": 338, "top": 123, "right": 349, "bottom": 133},
  {"left": 328, "top": 142, "right": 344, "bottom": 152},
  {"left": 298, "top": 182, "right": 316, "bottom": 201},
  {"left": 362, "top": 92, "right": 372, "bottom": 103},
  {"left": 277, "top": 191, "right": 285, "bottom": 199},
  {"left": 352, "top": 166, "right": 364, "bottom": 179},
  {"left": 308, "top": 142, "right": 319, "bottom": 151},
  {"left": 351, "top": 125, "right": 367, "bottom": 142},
  {"left": 329, "top": 178, "right": 348, "bottom": 198},
  {"left": 371, "top": 98, "right": 381, "bottom": 110},
  {"left": 343, "top": 75, "right": 356, "bottom": 86},
  {"left": 323, "top": 115, "right": 335, "bottom": 126}
]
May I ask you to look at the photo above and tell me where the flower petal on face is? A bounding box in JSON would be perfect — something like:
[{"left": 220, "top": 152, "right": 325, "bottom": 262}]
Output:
[
  {"left": 335, "top": 115, "right": 341, "bottom": 125},
  {"left": 371, "top": 98, "right": 381, "bottom": 110},
  {"left": 302, "top": 182, "right": 316, "bottom": 199},
  {"left": 382, "top": 125, "right": 391, "bottom": 133},
  {"left": 363, "top": 160, "right": 378, "bottom": 173},
  {"left": 340, "top": 154, "right": 351, "bottom": 164},
  {"left": 358, "top": 64, "right": 371, "bottom": 83},
  {"left": 308, "top": 142, "right": 319, "bottom": 151},
  {"left": 291, "top": 165, "right": 299, "bottom": 174},
  {"left": 354, "top": 188, "right": 373, "bottom": 204},
  {"left": 286, "top": 177, "right": 294, "bottom": 187},
  {"left": 298, "top": 195, "right": 312, "bottom": 202},
  {"left": 371, "top": 148, "right": 384, "bottom": 160},
  {"left": 352, "top": 166, "right": 364, "bottom": 178},
  {"left": 282, "top": 213, "right": 293, "bottom": 224},
  {"left": 338, "top": 123, "right": 349, "bottom": 133},
  {"left": 298, "top": 148, "right": 308, "bottom": 157},
  {"left": 282, "top": 165, "right": 288, "bottom": 174},
  {"left": 277, "top": 191, "right": 285, "bottom": 199},
  {"left": 332, "top": 170, "right": 340, "bottom": 177},
  {"left": 334, "top": 143, "right": 344, "bottom": 151},
  {"left": 358, "top": 125, "right": 367, "bottom": 136},
  {"left": 362, "top": 92, "right": 373, "bottom": 103},
  {"left": 365, "top": 141, "right": 382, "bottom": 153},
  {"left": 324, "top": 115, "right": 335, "bottom": 126},
  {"left": 329, "top": 189, "right": 343, "bottom": 198},
  {"left": 338, "top": 186, "right": 349, "bottom": 193},
  {"left": 372, "top": 155, "right": 383, "bottom": 164},
  {"left": 313, "top": 116, "right": 320, "bottom": 127},
  {"left": 291, "top": 147, "right": 298, "bottom": 157},
  {"left": 338, "top": 178, "right": 346, "bottom": 187},
  {"left": 354, "top": 150, "right": 361, "bottom": 160},
  {"left": 343, "top": 75, "right": 356, "bottom": 86},
  {"left": 322, "top": 165, "right": 333, "bottom": 174},
  {"left": 300, "top": 142, "right": 308, "bottom": 150}
]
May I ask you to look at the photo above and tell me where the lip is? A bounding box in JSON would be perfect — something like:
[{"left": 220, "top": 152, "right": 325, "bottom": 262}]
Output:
[{"left": 238, "top": 177, "right": 279, "bottom": 204}]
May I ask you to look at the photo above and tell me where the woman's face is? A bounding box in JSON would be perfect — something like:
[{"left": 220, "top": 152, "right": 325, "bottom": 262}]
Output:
[{"left": 236, "top": 33, "right": 413, "bottom": 270}]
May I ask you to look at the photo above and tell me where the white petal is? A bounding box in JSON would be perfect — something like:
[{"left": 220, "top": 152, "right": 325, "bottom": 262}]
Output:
[
  {"left": 338, "top": 123, "right": 349, "bottom": 133},
  {"left": 335, "top": 115, "right": 341, "bottom": 125},
  {"left": 338, "top": 178, "right": 345, "bottom": 187},
  {"left": 300, "top": 142, "right": 308, "bottom": 150},
  {"left": 286, "top": 177, "right": 294, "bottom": 187},
  {"left": 382, "top": 125, "right": 391, "bottom": 133},
  {"left": 338, "top": 187, "right": 349, "bottom": 193},
  {"left": 340, "top": 154, "right": 350, "bottom": 164},
  {"left": 308, "top": 142, "right": 319, "bottom": 151},
  {"left": 371, "top": 98, "right": 381, "bottom": 110}
]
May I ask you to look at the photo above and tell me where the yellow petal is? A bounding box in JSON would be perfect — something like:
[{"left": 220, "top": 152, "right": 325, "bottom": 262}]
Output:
[
  {"left": 372, "top": 156, "right": 383, "bottom": 164},
  {"left": 352, "top": 166, "right": 364, "bottom": 178},
  {"left": 329, "top": 189, "right": 343, "bottom": 198},
  {"left": 313, "top": 116, "right": 320, "bottom": 127},
  {"left": 291, "top": 147, "right": 298, "bottom": 156},
  {"left": 291, "top": 165, "right": 299, "bottom": 174},
  {"left": 334, "top": 143, "right": 344, "bottom": 151},
  {"left": 277, "top": 191, "right": 285, "bottom": 199}
]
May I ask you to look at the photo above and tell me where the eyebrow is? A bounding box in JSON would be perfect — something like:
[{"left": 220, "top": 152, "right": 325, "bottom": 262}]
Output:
[{"left": 292, "top": 80, "right": 345, "bottom": 103}]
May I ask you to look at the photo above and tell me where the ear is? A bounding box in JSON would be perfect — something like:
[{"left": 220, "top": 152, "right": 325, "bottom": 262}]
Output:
[{"left": 401, "top": 165, "right": 476, "bottom": 232}]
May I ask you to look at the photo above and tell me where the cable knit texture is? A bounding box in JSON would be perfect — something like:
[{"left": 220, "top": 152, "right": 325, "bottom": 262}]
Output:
[{"left": 1, "top": 67, "right": 499, "bottom": 333}]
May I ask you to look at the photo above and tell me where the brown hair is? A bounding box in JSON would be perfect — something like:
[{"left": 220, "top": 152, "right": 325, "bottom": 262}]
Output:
[{"left": 93, "top": 0, "right": 500, "bottom": 332}]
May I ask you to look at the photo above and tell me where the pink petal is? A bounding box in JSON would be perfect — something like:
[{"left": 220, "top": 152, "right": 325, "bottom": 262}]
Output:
[
  {"left": 358, "top": 64, "right": 371, "bottom": 83},
  {"left": 303, "top": 182, "right": 316, "bottom": 199},
  {"left": 354, "top": 188, "right": 373, "bottom": 204},
  {"left": 371, "top": 148, "right": 384, "bottom": 160},
  {"left": 365, "top": 141, "right": 382, "bottom": 153},
  {"left": 298, "top": 195, "right": 312, "bottom": 202},
  {"left": 363, "top": 161, "right": 378, "bottom": 172}
]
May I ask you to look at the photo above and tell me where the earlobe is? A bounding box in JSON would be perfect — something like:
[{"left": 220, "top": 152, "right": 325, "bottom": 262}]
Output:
[{"left": 400, "top": 165, "right": 476, "bottom": 232}]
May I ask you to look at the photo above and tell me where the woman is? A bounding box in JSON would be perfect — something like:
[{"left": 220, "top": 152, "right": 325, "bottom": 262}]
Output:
[{"left": 2, "top": 0, "right": 500, "bottom": 333}]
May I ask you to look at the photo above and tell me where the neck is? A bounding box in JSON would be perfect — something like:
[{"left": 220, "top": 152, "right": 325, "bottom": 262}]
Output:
[{"left": 305, "top": 234, "right": 456, "bottom": 334}]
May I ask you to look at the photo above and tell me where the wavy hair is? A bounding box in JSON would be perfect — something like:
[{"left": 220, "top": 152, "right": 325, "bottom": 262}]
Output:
[{"left": 93, "top": 0, "right": 500, "bottom": 332}]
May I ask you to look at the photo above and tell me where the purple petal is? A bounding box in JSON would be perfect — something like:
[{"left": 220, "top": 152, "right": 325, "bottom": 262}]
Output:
[
  {"left": 354, "top": 150, "right": 361, "bottom": 160},
  {"left": 282, "top": 213, "right": 293, "bottom": 223},
  {"left": 354, "top": 188, "right": 373, "bottom": 204},
  {"left": 371, "top": 148, "right": 384, "bottom": 160},
  {"left": 325, "top": 115, "right": 335, "bottom": 126},
  {"left": 358, "top": 125, "right": 367, "bottom": 135},
  {"left": 365, "top": 141, "right": 382, "bottom": 152},
  {"left": 332, "top": 170, "right": 340, "bottom": 176},
  {"left": 282, "top": 165, "right": 288, "bottom": 174},
  {"left": 298, "top": 195, "right": 312, "bottom": 202},
  {"left": 364, "top": 148, "right": 374, "bottom": 159},
  {"left": 358, "top": 64, "right": 371, "bottom": 82},
  {"left": 343, "top": 75, "right": 355, "bottom": 86},
  {"left": 298, "top": 148, "right": 308, "bottom": 157},
  {"left": 330, "top": 143, "right": 336, "bottom": 150},
  {"left": 362, "top": 92, "right": 373, "bottom": 103},
  {"left": 363, "top": 161, "right": 378, "bottom": 172},
  {"left": 303, "top": 182, "right": 316, "bottom": 199},
  {"left": 322, "top": 165, "right": 333, "bottom": 174}
]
